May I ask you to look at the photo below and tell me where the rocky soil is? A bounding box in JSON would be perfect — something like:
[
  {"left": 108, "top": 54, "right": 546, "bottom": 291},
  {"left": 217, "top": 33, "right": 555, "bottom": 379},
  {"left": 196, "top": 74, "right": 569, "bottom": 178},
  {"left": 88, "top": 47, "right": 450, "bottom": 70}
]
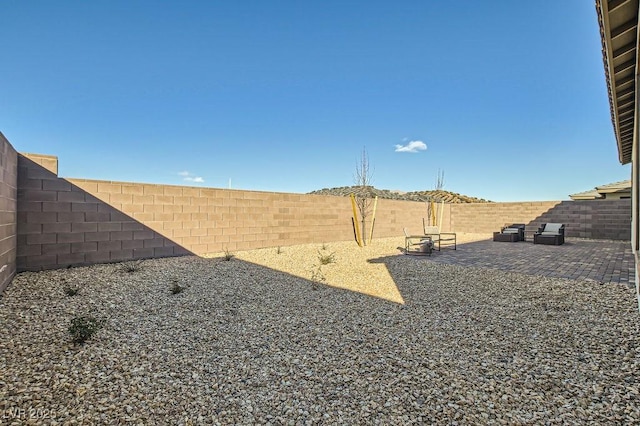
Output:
[
  {"left": 1, "top": 236, "right": 638, "bottom": 425},
  {"left": 308, "top": 186, "right": 492, "bottom": 203}
]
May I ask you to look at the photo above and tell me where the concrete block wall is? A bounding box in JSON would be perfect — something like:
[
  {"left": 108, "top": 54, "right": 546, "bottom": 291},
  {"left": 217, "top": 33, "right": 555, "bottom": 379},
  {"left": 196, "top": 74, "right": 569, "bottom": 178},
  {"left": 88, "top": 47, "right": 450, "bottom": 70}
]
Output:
[
  {"left": 447, "top": 199, "right": 631, "bottom": 240},
  {"left": 447, "top": 202, "right": 562, "bottom": 234},
  {"left": 581, "top": 200, "right": 631, "bottom": 240},
  {"left": 17, "top": 154, "right": 191, "bottom": 271},
  {"left": 66, "top": 178, "right": 428, "bottom": 253},
  {"left": 7, "top": 146, "right": 631, "bottom": 275},
  {"left": 0, "top": 133, "right": 17, "bottom": 292},
  {"left": 17, "top": 153, "right": 429, "bottom": 271}
]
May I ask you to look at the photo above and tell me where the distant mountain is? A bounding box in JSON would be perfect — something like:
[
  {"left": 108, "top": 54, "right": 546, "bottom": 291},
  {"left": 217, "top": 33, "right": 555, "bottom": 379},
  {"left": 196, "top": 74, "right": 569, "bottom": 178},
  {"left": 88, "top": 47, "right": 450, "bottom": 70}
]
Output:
[{"left": 308, "top": 186, "right": 492, "bottom": 203}]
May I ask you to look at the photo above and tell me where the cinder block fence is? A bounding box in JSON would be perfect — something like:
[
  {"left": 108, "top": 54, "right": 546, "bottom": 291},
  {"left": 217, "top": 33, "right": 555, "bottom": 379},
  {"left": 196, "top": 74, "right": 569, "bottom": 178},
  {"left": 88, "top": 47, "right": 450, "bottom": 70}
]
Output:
[
  {"left": 0, "top": 135, "right": 17, "bottom": 293},
  {"left": 448, "top": 200, "right": 631, "bottom": 240},
  {"left": 13, "top": 145, "right": 431, "bottom": 275},
  {"left": 0, "top": 132, "right": 631, "bottom": 293}
]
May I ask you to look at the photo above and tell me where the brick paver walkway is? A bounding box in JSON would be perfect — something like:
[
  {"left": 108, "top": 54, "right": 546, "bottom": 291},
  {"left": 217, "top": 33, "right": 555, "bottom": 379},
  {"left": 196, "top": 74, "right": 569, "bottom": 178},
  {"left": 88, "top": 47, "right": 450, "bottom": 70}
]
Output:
[{"left": 427, "top": 238, "right": 635, "bottom": 288}]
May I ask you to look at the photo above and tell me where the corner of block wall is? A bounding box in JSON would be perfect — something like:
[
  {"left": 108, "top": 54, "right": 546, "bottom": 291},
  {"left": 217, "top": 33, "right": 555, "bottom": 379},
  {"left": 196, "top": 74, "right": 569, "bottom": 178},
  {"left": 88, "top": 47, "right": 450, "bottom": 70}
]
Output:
[{"left": 19, "top": 152, "right": 59, "bottom": 175}]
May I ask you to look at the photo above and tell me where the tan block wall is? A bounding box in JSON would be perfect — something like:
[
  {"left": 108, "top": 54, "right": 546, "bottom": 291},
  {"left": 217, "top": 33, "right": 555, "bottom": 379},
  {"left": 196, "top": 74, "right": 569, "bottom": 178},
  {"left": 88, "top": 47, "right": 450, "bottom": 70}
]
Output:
[
  {"left": 448, "top": 200, "right": 630, "bottom": 240},
  {"left": 13, "top": 149, "right": 631, "bottom": 273},
  {"left": 0, "top": 133, "right": 17, "bottom": 292},
  {"left": 17, "top": 153, "right": 429, "bottom": 271},
  {"left": 17, "top": 154, "right": 190, "bottom": 271},
  {"left": 68, "top": 178, "right": 429, "bottom": 252},
  {"left": 448, "top": 202, "right": 562, "bottom": 233},
  {"left": 18, "top": 152, "right": 58, "bottom": 175}
]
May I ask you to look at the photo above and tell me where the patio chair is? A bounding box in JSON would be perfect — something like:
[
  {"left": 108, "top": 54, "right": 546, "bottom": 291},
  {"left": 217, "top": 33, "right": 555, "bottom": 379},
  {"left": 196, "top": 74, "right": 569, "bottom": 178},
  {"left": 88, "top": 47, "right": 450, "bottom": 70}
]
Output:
[
  {"left": 403, "top": 228, "right": 433, "bottom": 255},
  {"left": 422, "top": 221, "right": 457, "bottom": 251},
  {"left": 493, "top": 223, "right": 525, "bottom": 242},
  {"left": 533, "top": 223, "right": 565, "bottom": 245}
]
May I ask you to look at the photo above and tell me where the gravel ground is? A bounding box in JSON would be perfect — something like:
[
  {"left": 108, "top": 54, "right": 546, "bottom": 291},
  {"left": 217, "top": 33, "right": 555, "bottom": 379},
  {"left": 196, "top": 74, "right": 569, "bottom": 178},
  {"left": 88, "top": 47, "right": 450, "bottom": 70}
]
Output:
[{"left": 1, "top": 236, "right": 639, "bottom": 425}]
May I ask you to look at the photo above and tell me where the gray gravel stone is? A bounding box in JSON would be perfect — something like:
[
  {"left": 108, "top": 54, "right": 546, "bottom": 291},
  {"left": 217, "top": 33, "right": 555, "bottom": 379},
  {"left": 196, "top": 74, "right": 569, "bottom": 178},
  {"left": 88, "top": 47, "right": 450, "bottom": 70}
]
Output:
[{"left": 0, "top": 236, "right": 638, "bottom": 424}]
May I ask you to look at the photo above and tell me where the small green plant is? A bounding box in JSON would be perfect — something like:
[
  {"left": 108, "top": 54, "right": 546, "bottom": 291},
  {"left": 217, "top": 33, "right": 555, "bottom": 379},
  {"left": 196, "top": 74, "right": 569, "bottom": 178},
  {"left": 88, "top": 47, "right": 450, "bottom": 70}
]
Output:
[
  {"left": 318, "top": 250, "right": 336, "bottom": 265},
  {"left": 69, "top": 316, "right": 104, "bottom": 345},
  {"left": 123, "top": 259, "right": 144, "bottom": 273},
  {"left": 223, "top": 247, "right": 235, "bottom": 261},
  {"left": 310, "top": 266, "right": 326, "bottom": 291},
  {"left": 64, "top": 285, "right": 79, "bottom": 296},
  {"left": 171, "top": 280, "right": 185, "bottom": 295}
]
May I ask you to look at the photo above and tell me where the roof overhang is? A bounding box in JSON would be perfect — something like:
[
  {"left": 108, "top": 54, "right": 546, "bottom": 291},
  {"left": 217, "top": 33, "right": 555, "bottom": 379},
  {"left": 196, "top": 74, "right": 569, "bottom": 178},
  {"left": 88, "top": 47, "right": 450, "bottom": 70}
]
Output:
[
  {"left": 598, "top": 186, "right": 632, "bottom": 193},
  {"left": 596, "top": 0, "right": 640, "bottom": 164},
  {"left": 595, "top": 179, "right": 633, "bottom": 192},
  {"left": 570, "top": 190, "right": 604, "bottom": 200}
]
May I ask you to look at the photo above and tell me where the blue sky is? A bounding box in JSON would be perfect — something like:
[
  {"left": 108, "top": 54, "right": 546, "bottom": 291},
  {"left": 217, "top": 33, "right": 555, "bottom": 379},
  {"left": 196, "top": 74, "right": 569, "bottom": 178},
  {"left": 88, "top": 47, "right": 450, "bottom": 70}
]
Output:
[{"left": 1, "top": 1, "right": 630, "bottom": 201}]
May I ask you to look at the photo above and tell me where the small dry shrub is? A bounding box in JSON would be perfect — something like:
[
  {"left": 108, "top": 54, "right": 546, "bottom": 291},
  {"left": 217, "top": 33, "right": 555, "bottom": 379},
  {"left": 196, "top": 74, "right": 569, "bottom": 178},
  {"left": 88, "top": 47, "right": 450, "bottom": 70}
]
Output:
[
  {"left": 122, "top": 259, "right": 144, "bottom": 273},
  {"left": 223, "top": 248, "right": 235, "bottom": 261},
  {"left": 64, "top": 285, "right": 79, "bottom": 296},
  {"left": 171, "top": 280, "right": 185, "bottom": 295},
  {"left": 318, "top": 251, "right": 336, "bottom": 265},
  {"left": 69, "top": 316, "right": 105, "bottom": 345}
]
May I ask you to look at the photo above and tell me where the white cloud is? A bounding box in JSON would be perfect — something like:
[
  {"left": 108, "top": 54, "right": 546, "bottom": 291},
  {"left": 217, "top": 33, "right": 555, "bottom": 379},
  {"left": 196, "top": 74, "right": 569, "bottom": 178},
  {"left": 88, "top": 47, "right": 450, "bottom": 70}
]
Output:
[
  {"left": 177, "top": 171, "right": 205, "bottom": 183},
  {"left": 394, "top": 140, "right": 427, "bottom": 153},
  {"left": 184, "top": 176, "right": 204, "bottom": 183}
]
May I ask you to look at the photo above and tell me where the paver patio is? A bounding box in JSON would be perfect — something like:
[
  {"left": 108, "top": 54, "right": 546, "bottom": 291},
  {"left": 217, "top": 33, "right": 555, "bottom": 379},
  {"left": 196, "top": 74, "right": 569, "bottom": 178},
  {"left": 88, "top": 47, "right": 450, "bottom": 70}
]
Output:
[{"left": 423, "top": 237, "right": 635, "bottom": 287}]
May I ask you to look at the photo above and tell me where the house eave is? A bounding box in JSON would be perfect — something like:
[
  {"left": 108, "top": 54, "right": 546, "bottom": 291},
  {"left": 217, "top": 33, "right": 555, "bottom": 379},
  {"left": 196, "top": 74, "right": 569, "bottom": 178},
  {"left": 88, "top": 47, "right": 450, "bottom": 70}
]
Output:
[{"left": 596, "top": 0, "right": 639, "bottom": 165}]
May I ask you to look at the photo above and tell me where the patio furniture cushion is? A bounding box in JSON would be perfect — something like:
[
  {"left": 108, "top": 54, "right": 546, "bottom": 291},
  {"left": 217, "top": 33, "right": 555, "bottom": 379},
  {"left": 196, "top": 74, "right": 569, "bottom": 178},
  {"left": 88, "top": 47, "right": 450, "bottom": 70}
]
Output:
[
  {"left": 543, "top": 223, "right": 563, "bottom": 234},
  {"left": 502, "top": 228, "right": 519, "bottom": 234}
]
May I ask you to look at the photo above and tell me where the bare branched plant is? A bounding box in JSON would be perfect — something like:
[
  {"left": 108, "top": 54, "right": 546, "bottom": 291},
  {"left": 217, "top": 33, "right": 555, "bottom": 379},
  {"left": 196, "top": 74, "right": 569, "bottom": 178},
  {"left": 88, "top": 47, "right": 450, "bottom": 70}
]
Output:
[
  {"left": 435, "top": 169, "right": 445, "bottom": 190},
  {"left": 353, "top": 146, "right": 374, "bottom": 246},
  {"left": 426, "top": 169, "right": 446, "bottom": 226},
  {"left": 310, "top": 265, "right": 326, "bottom": 290}
]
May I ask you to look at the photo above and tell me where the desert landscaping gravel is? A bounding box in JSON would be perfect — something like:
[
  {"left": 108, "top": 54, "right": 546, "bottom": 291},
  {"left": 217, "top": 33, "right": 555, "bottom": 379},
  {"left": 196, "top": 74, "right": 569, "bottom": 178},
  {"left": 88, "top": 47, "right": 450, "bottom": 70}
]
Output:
[{"left": 1, "top": 235, "right": 639, "bottom": 425}]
